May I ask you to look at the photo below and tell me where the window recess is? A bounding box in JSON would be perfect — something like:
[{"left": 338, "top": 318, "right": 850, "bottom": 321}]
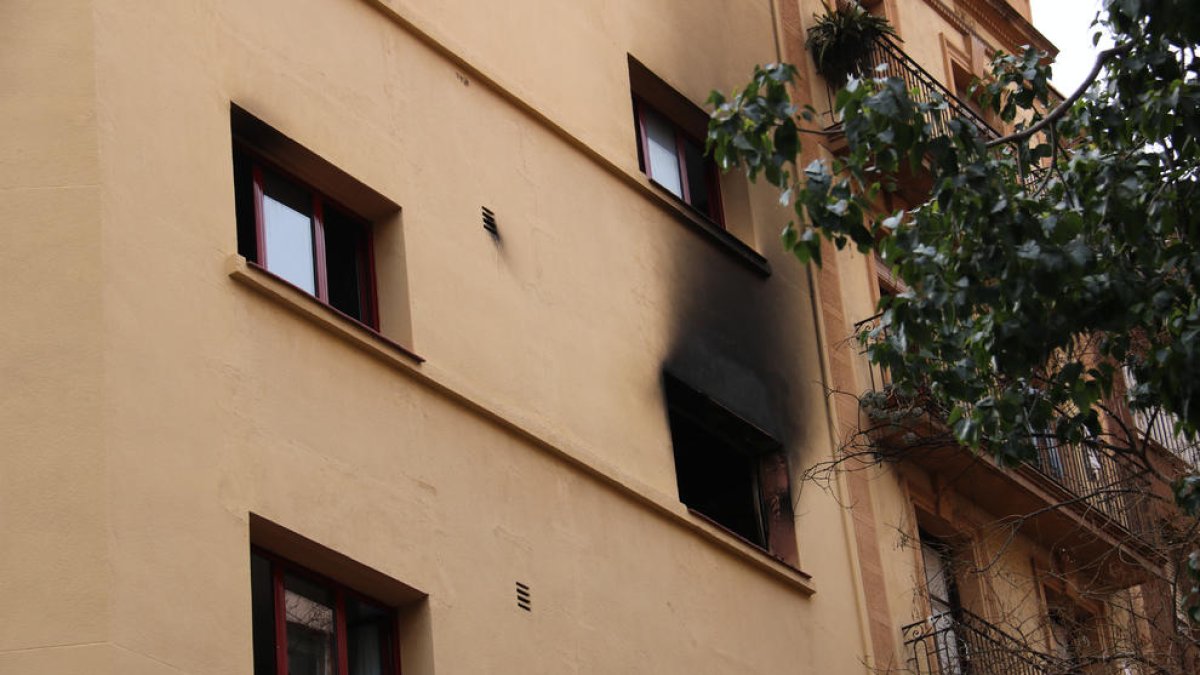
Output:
[
  {"left": 251, "top": 548, "right": 400, "bottom": 675},
  {"left": 628, "top": 57, "right": 726, "bottom": 227},
  {"left": 233, "top": 148, "right": 378, "bottom": 329},
  {"left": 663, "top": 373, "right": 797, "bottom": 562},
  {"left": 633, "top": 98, "right": 724, "bottom": 225},
  {"left": 229, "top": 104, "right": 410, "bottom": 344}
]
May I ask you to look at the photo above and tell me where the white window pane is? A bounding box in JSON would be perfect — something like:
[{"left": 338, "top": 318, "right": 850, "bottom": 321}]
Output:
[
  {"left": 643, "top": 109, "right": 682, "bottom": 198},
  {"left": 921, "top": 541, "right": 952, "bottom": 610},
  {"left": 263, "top": 193, "right": 316, "bottom": 294}
]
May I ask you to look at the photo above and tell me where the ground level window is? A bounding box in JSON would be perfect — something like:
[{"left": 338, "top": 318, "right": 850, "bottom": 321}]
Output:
[
  {"left": 251, "top": 549, "right": 399, "bottom": 675},
  {"left": 233, "top": 148, "right": 378, "bottom": 329}
]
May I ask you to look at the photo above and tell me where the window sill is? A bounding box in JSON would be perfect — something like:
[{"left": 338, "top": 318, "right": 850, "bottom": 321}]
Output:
[
  {"left": 642, "top": 177, "right": 771, "bottom": 278},
  {"left": 682, "top": 508, "right": 814, "bottom": 594},
  {"left": 226, "top": 254, "right": 423, "bottom": 366}
]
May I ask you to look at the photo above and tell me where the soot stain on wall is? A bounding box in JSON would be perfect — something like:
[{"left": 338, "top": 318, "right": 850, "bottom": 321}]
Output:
[{"left": 662, "top": 240, "right": 810, "bottom": 450}]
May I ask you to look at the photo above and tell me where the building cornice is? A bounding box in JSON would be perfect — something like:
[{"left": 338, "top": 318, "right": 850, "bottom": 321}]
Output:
[
  {"left": 970, "top": 0, "right": 1057, "bottom": 55},
  {"left": 922, "top": 0, "right": 1057, "bottom": 57}
]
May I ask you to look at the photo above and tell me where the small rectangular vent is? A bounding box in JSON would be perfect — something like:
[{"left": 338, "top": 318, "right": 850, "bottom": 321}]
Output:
[
  {"left": 515, "top": 581, "right": 531, "bottom": 612},
  {"left": 482, "top": 206, "right": 498, "bottom": 236}
]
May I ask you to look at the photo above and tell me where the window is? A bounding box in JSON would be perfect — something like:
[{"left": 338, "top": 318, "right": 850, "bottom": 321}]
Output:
[
  {"left": 633, "top": 98, "right": 724, "bottom": 224},
  {"left": 663, "top": 374, "right": 795, "bottom": 559},
  {"left": 628, "top": 57, "right": 726, "bottom": 226},
  {"left": 1044, "top": 588, "right": 1102, "bottom": 669},
  {"left": 251, "top": 549, "right": 399, "bottom": 675},
  {"left": 920, "top": 531, "right": 968, "bottom": 674},
  {"left": 234, "top": 148, "right": 378, "bottom": 328}
]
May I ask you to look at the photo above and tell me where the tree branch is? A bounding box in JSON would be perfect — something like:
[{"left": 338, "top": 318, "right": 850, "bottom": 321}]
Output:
[{"left": 985, "top": 43, "right": 1133, "bottom": 149}]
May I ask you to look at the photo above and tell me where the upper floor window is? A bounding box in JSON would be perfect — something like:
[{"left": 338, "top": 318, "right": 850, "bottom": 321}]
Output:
[
  {"left": 234, "top": 149, "right": 378, "bottom": 329},
  {"left": 628, "top": 57, "right": 726, "bottom": 227},
  {"left": 251, "top": 549, "right": 399, "bottom": 675},
  {"left": 633, "top": 99, "right": 723, "bottom": 224}
]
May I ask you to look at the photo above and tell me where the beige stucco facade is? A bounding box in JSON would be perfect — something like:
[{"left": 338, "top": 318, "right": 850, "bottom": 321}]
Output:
[{"left": 3, "top": 0, "right": 1180, "bottom": 674}]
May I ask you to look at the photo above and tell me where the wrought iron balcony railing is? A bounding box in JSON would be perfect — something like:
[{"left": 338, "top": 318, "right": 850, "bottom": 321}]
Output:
[
  {"left": 1123, "top": 368, "right": 1200, "bottom": 469},
  {"left": 1134, "top": 408, "right": 1200, "bottom": 468},
  {"left": 858, "top": 36, "right": 1061, "bottom": 189},
  {"left": 1027, "top": 437, "right": 1152, "bottom": 539},
  {"left": 859, "top": 321, "right": 1152, "bottom": 540},
  {"left": 862, "top": 35, "right": 1000, "bottom": 141},
  {"left": 903, "top": 608, "right": 1055, "bottom": 675}
]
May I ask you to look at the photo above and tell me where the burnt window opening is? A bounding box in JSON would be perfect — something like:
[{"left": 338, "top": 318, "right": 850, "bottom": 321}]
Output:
[{"left": 663, "top": 374, "right": 793, "bottom": 555}]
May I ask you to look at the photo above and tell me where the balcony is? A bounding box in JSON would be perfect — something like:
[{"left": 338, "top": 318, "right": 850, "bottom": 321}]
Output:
[
  {"left": 864, "top": 399, "right": 1163, "bottom": 585},
  {"left": 903, "top": 607, "right": 1055, "bottom": 675},
  {"left": 1134, "top": 408, "right": 1200, "bottom": 468},
  {"left": 1025, "top": 437, "right": 1156, "bottom": 542},
  {"left": 861, "top": 35, "right": 1000, "bottom": 142},
  {"left": 832, "top": 36, "right": 1057, "bottom": 193},
  {"left": 861, "top": 332, "right": 1164, "bottom": 587}
]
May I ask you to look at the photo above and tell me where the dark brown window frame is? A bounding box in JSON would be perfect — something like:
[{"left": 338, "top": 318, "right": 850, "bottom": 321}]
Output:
[
  {"left": 235, "top": 144, "right": 380, "bottom": 330},
  {"left": 633, "top": 96, "right": 726, "bottom": 227},
  {"left": 252, "top": 546, "right": 401, "bottom": 675}
]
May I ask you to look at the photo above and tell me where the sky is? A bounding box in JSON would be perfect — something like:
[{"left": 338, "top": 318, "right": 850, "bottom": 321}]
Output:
[{"left": 1029, "top": 0, "right": 1112, "bottom": 93}]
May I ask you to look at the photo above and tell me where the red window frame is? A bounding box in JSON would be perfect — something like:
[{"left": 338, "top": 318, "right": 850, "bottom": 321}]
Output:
[
  {"left": 633, "top": 97, "right": 725, "bottom": 227},
  {"left": 236, "top": 145, "right": 380, "bottom": 330},
  {"left": 252, "top": 547, "right": 401, "bottom": 675}
]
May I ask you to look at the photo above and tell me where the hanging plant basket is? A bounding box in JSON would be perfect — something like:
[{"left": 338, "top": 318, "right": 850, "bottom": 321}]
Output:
[{"left": 806, "top": 1, "right": 898, "bottom": 88}]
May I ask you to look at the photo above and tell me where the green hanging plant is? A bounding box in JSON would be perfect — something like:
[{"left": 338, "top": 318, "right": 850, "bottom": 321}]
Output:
[{"left": 806, "top": 1, "right": 898, "bottom": 88}]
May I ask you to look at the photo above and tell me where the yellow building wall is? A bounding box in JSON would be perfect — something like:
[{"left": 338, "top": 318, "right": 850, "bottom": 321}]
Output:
[
  {"left": 0, "top": 1, "right": 1087, "bottom": 673},
  {"left": 0, "top": 1, "right": 111, "bottom": 672},
  {"left": 0, "top": 0, "right": 893, "bottom": 673}
]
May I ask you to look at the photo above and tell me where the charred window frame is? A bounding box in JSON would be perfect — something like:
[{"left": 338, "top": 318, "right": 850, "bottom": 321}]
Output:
[{"left": 663, "top": 374, "right": 796, "bottom": 560}]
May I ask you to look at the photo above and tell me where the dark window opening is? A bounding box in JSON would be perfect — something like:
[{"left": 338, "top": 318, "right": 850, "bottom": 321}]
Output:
[
  {"left": 323, "top": 206, "right": 373, "bottom": 322},
  {"left": 664, "top": 374, "right": 788, "bottom": 552},
  {"left": 669, "top": 408, "right": 765, "bottom": 545},
  {"left": 1044, "top": 588, "right": 1100, "bottom": 671},
  {"left": 251, "top": 549, "right": 399, "bottom": 675}
]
